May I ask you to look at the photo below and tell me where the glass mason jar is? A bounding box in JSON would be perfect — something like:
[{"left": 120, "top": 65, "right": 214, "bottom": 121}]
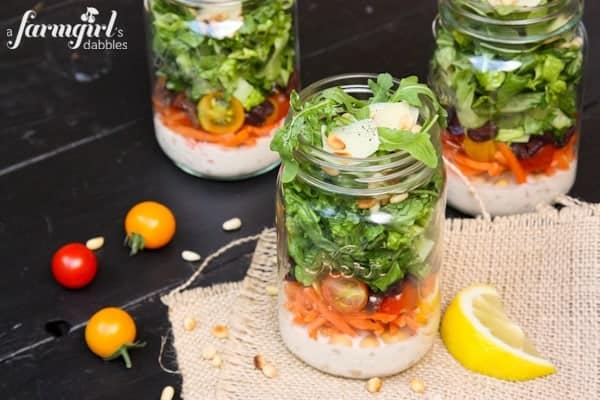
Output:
[
  {"left": 429, "top": 0, "right": 586, "bottom": 216},
  {"left": 275, "top": 75, "right": 447, "bottom": 379},
  {"left": 144, "top": 0, "right": 299, "bottom": 180}
]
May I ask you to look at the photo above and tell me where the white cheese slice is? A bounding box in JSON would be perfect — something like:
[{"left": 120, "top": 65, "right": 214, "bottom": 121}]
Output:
[
  {"left": 195, "top": 2, "right": 242, "bottom": 22},
  {"left": 322, "top": 119, "right": 380, "bottom": 159},
  {"left": 369, "top": 102, "right": 420, "bottom": 131},
  {"left": 189, "top": 2, "right": 243, "bottom": 39}
]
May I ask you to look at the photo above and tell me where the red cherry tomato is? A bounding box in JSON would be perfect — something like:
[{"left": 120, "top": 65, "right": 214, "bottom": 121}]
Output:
[
  {"left": 321, "top": 276, "right": 368, "bottom": 313},
  {"left": 379, "top": 281, "right": 418, "bottom": 314},
  {"left": 51, "top": 243, "right": 98, "bottom": 289},
  {"left": 520, "top": 145, "right": 555, "bottom": 173}
]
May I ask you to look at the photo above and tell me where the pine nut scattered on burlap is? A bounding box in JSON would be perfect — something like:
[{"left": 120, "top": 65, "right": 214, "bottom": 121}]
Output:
[{"left": 162, "top": 199, "right": 600, "bottom": 400}]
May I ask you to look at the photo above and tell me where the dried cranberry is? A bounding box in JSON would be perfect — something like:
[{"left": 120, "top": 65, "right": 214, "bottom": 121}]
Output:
[
  {"left": 173, "top": 93, "right": 199, "bottom": 127},
  {"left": 383, "top": 279, "right": 404, "bottom": 297},
  {"left": 466, "top": 123, "right": 497, "bottom": 142},
  {"left": 245, "top": 99, "right": 275, "bottom": 126},
  {"left": 152, "top": 77, "right": 175, "bottom": 108},
  {"left": 511, "top": 134, "right": 553, "bottom": 159},
  {"left": 447, "top": 108, "right": 465, "bottom": 135},
  {"left": 365, "top": 293, "right": 384, "bottom": 312},
  {"left": 284, "top": 271, "right": 297, "bottom": 282},
  {"left": 553, "top": 126, "right": 576, "bottom": 148}
]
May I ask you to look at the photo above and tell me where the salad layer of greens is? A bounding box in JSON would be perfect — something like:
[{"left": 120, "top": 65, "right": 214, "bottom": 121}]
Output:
[
  {"left": 150, "top": 0, "right": 296, "bottom": 110},
  {"left": 273, "top": 74, "right": 446, "bottom": 292},
  {"left": 431, "top": 2, "right": 584, "bottom": 145}
]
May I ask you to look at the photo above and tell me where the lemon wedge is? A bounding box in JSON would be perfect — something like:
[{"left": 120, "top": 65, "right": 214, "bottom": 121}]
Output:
[
  {"left": 441, "top": 284, "right": 556, "bottom": 381},
  {"left": 415, "top": 274, "right": 441, "bottom": 325}
]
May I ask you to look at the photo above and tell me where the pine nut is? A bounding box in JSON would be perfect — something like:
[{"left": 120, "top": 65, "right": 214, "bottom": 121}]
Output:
[
  {"left": 85, "top": 236, "right": 104, "bottom": 251},
  {"left": 327, "top": 134, "right": 346, "bottom": 150},
  {"left": 265, "top": 285, "right": 278, "bottom": 296},
  {"left": 201, "top": 344, "right": 217, "bottom": 360},
  {"left": 211, "top": 324, "right": 229, "bottom": 339},
  {"left": 211, "top": 354, "right": 223, "bottom": 368},
  {"left": 409, "top": 377, "right": 426, "bottom": 394},
  {"left": 181, "top": 250, "right": 201, "bottom": 262},
  {"left": 222, "top": 217, "right": 242, "bottom": 231},
  {"left": 357, "top": 199, "right": 378, "bottom": 209},
  {"left": 321, "top": 166, "right": 340, "bottom": 176},
  {"left": 183, "top": 317, "right": 197, "bottom": 332},
  {"left": 366, "top": 377, "right": 383, "bottom": 393},
  {"left": 328, "top": 334, "right": 353, "bottom": 347},
  {"left": 253, "top": 354, "right": 265, "bottom": 370},
  {"left": 262, "top": 363, "right": 278, "bottom": 378},
  {"left": 390, "top": 193, "right": 408, "bottom": 204},
  {"left": 359, "top": 335, "right": 380, "bottom": 349},
  {"left": 334, "top": 150, "right": 351, "bottom": 157},
  {"left": 381, "top": 328, "right": 412, "bottom": 344},
  {"left": 160, "top": 386, "right": 175, "bottom": 400}
]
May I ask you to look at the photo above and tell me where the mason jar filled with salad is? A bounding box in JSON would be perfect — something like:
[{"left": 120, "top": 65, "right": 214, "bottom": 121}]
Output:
[
  {"left": 145, "top": 0, "right": 298, "bottom": 180},
  {"left": 430, "top": 0, "right": 585, "bottom": 215},
  {"left": 272, "top": 74, "right": 447, "bottom": 378}
]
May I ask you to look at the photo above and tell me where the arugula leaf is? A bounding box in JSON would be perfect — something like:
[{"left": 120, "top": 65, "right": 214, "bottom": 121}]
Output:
[
  {"left": 271, "top": 74, "right": 446, "bottom": 182},
  {"left": 378, "top": 128, "right": 439, "bottom": 168}
]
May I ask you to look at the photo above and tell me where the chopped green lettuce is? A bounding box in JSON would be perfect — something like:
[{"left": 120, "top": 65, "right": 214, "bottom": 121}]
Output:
[
  {"left": 150, "top": 0, "right": 295, "bottom": 109},
  {"left": 430, "top": 19, "right": 582, "bottom": 143},
  {"left": 271, "top": 74, "right": 445, "bottom": 292}
]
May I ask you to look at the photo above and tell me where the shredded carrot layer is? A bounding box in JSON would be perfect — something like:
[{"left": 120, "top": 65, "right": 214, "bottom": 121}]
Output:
[
  {"left": 443, "top": 131, "right": 578, "bottom": 184},
  {"left": 154, "top": 101, "right": 285, "bottom": 148},
  {"left": 284, "top": 282, "right": 434, "bottom": 341}
]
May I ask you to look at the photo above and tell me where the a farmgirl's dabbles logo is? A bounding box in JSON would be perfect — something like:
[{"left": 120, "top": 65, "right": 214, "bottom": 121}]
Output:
[{"left": 6, "top": 7, "right": 127, "bottom": 50}]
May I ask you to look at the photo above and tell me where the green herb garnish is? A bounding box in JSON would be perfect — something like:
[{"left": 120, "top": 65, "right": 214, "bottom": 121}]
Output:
[{"left": 271, "top": 74, "right": 447, "bottom": 183}]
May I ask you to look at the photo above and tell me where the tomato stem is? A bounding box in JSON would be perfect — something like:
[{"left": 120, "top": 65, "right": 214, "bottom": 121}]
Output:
[
  {"left": 120, "top": 347, "right": 132, "bottom": 369},
  {"left": 124, "top": 233, "right": 145, "bottom": 256},
  {"left": 104, "top": 341, "right": 146, "bottom": 369}
]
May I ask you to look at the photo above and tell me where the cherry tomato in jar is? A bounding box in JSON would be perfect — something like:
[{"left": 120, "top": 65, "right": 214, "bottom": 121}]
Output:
[
  {"left": 124, "top": 201, "right": 176, "bottom": 255},
  {"left": 379, "top": 280, "right": 419, "bottom": 315},
  {"left": 263, "top": 94, "right": 290, "bottom": 126},
  {"left": 85, "top": 307, "right": 145, "bottom": 368},
  {"left": 321, "top": 276, "right": 368, "bottom": 313},
  {"left": 520, "top": 145, "right": 555, "bottom": 173},
  {"left": 197, "top": 93, "right": 245, "bottom": 135},
  {"left": 51, "top": 243, "right": 98, "bottom": 289}
]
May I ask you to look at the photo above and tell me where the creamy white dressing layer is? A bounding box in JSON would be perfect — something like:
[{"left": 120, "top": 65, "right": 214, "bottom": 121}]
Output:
[
  {"left": 154, "top": 114, "right": 280, "bottom": 180},
  {"left": 447, "top": 162, "right": 577, "bottom": 216},
  {"left": 278, "top": 305, "right": 440, "bottom": 379}
]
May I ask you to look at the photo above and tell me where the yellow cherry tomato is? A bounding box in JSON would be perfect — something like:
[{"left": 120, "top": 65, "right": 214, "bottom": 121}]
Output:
[
  {"left": 463, "top": 136, "right": 497, "bottom": 162},
  {"left": 198, "top": 93, "right": 245, "bottom": 135},
  {"left": 85, "top": 307, "right": 144, "bottom": 368},
  {"left": 124, "top": 201, "right": 176, "bottom": 255}
]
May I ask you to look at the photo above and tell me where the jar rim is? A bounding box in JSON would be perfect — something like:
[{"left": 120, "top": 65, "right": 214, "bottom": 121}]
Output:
[
  {"left": 290, "top": 73, "right": 441, "bottom": 196},
  {"left": 438, "top": 0, "right": 583, "bottom": 45},
  {"left": 296, "top": 73, "right": 439, "bottom": 167},
  {"left": 165, "top": 0, "right": 247, "bottom": 8}
]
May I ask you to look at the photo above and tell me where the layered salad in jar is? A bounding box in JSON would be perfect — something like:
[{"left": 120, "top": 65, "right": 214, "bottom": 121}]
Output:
[
  {"left": 430, "top": 0, "right": 584, "bottom": 215},
  {"left": 272, "top": 74, "right": 447, "bottom": 378},
  {"left": 148, "top": 0, "right": 297, "bottom": 179}
]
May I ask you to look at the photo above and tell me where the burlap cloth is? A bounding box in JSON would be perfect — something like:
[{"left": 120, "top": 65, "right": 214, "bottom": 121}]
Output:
[{"left": 161, "top": 198, "right": 600, "bottom": 399}]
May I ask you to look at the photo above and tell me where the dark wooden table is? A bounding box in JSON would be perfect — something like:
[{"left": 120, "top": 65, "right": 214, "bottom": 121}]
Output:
[{"left": 1, "top": 1, "right": 598, "bottom": 398}]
